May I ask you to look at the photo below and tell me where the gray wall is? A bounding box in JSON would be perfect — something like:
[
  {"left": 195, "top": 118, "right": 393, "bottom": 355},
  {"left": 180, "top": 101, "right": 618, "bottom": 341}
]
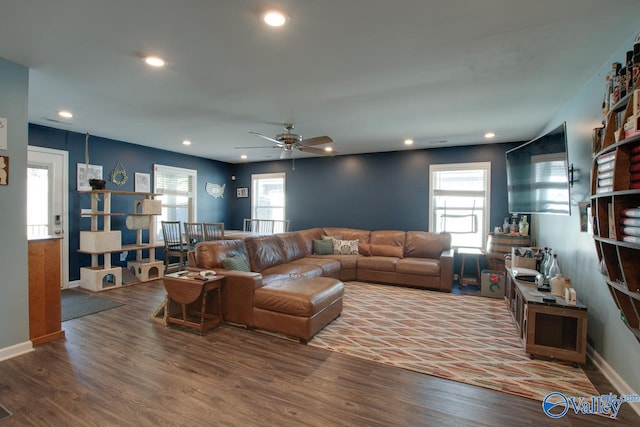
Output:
[
  {"left": 534, "top": 31, "right": 640, "bottom": 393},
  {"left": 0, "top": 57, "right": 30, "bottom": 352}
]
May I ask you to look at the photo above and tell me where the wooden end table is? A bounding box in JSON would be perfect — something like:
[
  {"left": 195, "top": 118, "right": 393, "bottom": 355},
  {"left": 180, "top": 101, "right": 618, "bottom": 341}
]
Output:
[
  {"left": 458, "top": 248, "right": 484, "bottom": 287},
  {"left": 163, "top": 272, "right": 225, "bottom": 334}
]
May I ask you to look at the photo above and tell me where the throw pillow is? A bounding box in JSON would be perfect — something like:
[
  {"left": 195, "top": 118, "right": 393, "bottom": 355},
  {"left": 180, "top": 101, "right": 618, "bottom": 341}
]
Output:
[
  {"left": 313, "top": 239, "right": 334, "bottom": 255},
  {"left": 332, "top": 239, "right": 359, "bottom": 255},
  {"left": 222, "top": 256, "right": 251, "bottom": 272}
]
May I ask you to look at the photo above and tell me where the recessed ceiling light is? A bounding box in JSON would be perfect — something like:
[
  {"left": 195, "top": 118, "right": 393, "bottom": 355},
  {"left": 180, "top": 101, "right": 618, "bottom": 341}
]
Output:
[
  {"left": 262, "top": 10, "right": 288, "bottom": 27},
  {"left": 144, "top": 56, "right": 166, "bottom": 67},
  {"left": 404, "top": 139, "right": 414, "bottom": 145},
  {"left": 324, "top": 147, "right": 333, "bottom": 152},
  {"left": 182, "top": 140, "right": 191, "bottom": 146},
  {"left": 58, "top": 110, "right": 73, "bottom": 118},
  {"left": 484, "top": 132, "right": 496, "bottom": 139},
  {"left": 241, "top": 154, "right": 248, "bottom": 160}
]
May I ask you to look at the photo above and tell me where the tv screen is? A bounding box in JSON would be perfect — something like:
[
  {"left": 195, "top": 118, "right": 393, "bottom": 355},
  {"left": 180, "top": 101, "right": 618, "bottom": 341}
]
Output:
[{"left": 506, "top": 122, "right": 571, "bottom": 215}]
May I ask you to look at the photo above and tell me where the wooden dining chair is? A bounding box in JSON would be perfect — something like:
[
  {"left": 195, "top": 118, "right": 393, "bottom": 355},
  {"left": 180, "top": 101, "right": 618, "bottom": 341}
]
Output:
[
  {"left": 183, "top": 222, "right": 205, "bottom": 250},
  {"left": 243, "top": 218, "right": 275, "bottom": 234},
  {"left": 203, "top": 222, "right": 225, "bottom": 240},
  {"left": 161, "top": 221, "right": 188, "bottom": 273}
]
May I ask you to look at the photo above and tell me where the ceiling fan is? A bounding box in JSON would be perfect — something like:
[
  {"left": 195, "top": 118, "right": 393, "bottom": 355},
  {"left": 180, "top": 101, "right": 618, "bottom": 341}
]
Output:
[{"left": 238, "top": 123, "right": 336, "bottom": 159}]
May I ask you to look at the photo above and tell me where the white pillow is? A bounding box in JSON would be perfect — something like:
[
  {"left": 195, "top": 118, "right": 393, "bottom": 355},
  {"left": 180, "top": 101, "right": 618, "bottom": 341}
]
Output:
[{"left": 332, "top": 239, "right": 359, "bottom": 255}]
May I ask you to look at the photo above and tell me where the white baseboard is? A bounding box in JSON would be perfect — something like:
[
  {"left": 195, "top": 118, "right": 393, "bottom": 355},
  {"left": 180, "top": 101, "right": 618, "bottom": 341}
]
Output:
[
  {"left": 0, "top": 341, "right": 34, "bottom": 363},
  {"left": 588, "top": 344, "right": 640, "bottom": 416},
  {"left": 64, "top": 280, "right": 81, "bottom": 289}
]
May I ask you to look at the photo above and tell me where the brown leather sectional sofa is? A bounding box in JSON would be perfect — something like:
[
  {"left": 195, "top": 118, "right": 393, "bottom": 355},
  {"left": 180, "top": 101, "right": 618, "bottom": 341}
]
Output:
[{"left": 189, "top": 227, "right": 453, "bottom": 342}]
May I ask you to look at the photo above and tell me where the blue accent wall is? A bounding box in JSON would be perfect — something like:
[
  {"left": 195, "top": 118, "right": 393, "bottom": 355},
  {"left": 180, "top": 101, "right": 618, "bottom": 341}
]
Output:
[
  {"left": 230, "top": 143, "right": 520, "bottom": 232},
  {"left": 29, "top": 124, "right": 233, "bottom": 281}
]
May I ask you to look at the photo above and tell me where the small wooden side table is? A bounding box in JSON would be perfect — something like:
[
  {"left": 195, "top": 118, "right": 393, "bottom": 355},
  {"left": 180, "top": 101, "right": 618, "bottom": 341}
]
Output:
[
  {"left": 163, "top": 272, "right": 225, "bottom": 334},
  {"left": 458, "top": 248, "right": 484, "bottom": 287}
]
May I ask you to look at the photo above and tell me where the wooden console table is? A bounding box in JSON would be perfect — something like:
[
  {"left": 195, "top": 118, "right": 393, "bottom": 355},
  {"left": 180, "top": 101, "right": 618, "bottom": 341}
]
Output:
[
  {"left": 505, "top": 267, "right": 587, "bottom": 365},
  {"left": 162, "top": 272, "right": 224, "bottom": 334}
]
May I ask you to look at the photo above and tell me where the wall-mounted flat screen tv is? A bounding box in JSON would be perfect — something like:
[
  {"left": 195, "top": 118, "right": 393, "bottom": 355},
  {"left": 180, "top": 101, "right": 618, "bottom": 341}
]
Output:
[{"left": 506, "top": 122, "right": 570, "bottom": 215}]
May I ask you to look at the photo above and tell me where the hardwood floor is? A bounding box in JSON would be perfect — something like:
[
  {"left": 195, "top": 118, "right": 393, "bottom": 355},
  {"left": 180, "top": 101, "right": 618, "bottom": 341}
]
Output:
[{"left": 0, "top": 280, "right": 637, "bottom": 426}]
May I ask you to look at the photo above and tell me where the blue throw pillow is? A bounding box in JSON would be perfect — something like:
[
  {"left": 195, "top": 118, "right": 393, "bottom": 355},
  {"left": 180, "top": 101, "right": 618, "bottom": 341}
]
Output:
[
  {"left": 313, "top": 239, "right": 334, "bottom": 255},
  {"left": 222, "top": 256, "right": 251, "bottom": 272}
]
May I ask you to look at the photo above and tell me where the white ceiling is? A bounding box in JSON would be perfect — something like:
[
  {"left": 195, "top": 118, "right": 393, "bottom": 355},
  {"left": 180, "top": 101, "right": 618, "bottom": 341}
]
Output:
[{"left": 2, "top": 0, "right": 640, "bottom": 163}]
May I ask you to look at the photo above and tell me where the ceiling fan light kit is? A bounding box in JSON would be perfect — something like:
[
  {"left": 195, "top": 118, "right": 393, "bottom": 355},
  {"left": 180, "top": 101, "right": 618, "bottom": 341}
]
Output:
[{"left": 242, "top": 123, "right": 337, "bottom": 160}]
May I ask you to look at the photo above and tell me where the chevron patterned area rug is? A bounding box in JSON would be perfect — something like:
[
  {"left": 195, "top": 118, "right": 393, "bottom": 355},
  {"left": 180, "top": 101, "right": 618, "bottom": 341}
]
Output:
[{"left": 309, "top": 282, "right": 598, "bottom": 402}]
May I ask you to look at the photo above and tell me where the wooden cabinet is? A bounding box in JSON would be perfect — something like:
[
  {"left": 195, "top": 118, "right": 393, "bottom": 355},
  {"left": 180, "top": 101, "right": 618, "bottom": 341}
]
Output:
[
  {"left": 506, "top": 268, "right": 587, "bottom": 365},
  {"left": 28, "top": 236, "right": 65, "bottom": 345},
  {"left": 591, "top": 88, "right": 640, "bottom": 342}
]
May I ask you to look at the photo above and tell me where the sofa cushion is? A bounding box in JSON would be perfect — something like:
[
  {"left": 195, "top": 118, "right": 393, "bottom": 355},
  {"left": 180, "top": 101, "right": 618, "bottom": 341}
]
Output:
[
  {"left": 396, "top": 258, "right": 440, "bottom": 276},
  {"left": 254, "top": 277, "right": 344, "bottom": 317},
  {"left": 310, "top": 254, "right": 359, "bottom": 270},
  {"left": 195, "top": 239, "right": 250, "bottom": 269},
  {"left": 313, "top": 239, "right": 333, "bottom": 255},
  {"left": 290, "top": 257, "right": 341, "bottom": 276},
  {"left": 323, "top": 228, "right": 371, "bottom": 255},
  {"left": 404, "top": 231, "right": 451, "bottom": 259},
  {"left": 369, "top": 230, "right": 406, "bottom": 258},
  {"left": 245, "top": 235, "right": 287, "bottom": 272},
  {"left": 357, "top": 256, "right": 399, "bottom": 271},
  {"left": 261, "top": 263, "right": 324, "bottom": 282},
  {"left": 277, "top": 232, "right": 308, "bottom": 261},
  {"left": 222, "top": 256, "right": 251, "bottom": 272},
  {"left": 295, "top": 228, "right": 324, "bottom": 254},
  {"left": 332, "top": 239, "right": 359, "bottom": 255}
]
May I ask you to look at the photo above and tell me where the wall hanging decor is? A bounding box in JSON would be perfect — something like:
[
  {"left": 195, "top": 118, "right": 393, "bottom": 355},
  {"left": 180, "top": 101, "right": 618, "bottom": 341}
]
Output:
[
  {"left": 135, "top": 172, "right": 150, "bottom": 193},
  {"left": 237, "top": 187, "right": 248, "bottom": 198},
  {"left": 0, "top": 117, "right": 7, "bottom": 150},
  {"left": 77, "top": 163, "right": 103, "bottom": 191},
  {"left": 109, "top": 161, "right": 128, "bottom": 186},
  {"left": 205, "top": 182, "right": 225, "bottom": 199},
  {"left": 0, "top": 155, "right": 9, "bottom": 185}
]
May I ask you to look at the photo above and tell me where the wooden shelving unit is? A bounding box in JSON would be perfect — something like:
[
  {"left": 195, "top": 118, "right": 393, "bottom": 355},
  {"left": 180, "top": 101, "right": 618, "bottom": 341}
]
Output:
[
  {"left": 78, "top": 190, "right": 163, "bottom": 291},
  {"left": 591, "top": 84, "right": 640, "bottom": 342}
]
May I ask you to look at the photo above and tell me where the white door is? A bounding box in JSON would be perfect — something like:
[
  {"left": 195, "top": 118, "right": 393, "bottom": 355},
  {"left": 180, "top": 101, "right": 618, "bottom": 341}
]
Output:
[{"left": 27, "top": 146, "right": 69, "bottom": 288}]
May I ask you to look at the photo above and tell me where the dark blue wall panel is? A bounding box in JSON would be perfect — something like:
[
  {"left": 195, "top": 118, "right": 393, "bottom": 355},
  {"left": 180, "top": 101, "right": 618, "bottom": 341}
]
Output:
[
  {"left": 229, "top": 142, "right": 521, "bottom": 232},
  {"left": 29, "top": 124, "right": 232, "bottom": 280}
]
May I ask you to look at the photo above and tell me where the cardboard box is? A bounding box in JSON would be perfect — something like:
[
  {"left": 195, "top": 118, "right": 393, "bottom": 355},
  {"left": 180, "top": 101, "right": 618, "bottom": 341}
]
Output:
[{"left": 481, "top": 270, "right": 505, "bottom": 298}]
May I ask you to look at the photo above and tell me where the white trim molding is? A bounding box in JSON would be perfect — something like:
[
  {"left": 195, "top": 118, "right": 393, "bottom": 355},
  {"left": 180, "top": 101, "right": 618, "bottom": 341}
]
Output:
[
  {"left": 588, "top": 344, "right": 640, "bottom": 417},
  {"left": 0, "top": 341, "right": 34, "bottom": 363}
]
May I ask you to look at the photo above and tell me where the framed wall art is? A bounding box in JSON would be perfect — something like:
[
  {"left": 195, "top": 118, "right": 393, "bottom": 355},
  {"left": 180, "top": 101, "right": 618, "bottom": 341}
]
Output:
[
  {"left": 0, "top": 117, "right": 7, "bottom": 150},
  {"left": 135, "top": 172, "right": 150, "bottom": 193},
  {"left": 237, "top": 187, "right": 248, "bottom": 198},
  {"left": 77, "top": 163, "right": 103, "bottom": 191},
  {"left": 0, "top": 155, "right": 9, "bottom": 185}
]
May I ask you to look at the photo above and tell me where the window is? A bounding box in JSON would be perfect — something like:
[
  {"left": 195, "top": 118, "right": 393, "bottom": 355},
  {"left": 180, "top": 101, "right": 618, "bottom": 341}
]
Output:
[
  {"left": 251, "top": 173, "right": 285, "bottom": 220},
  {"left": 429, "top": 162, "right": 491, "bottom": 249},
  {"left": 154, "top": 164, "right": 197, "bottom": 240}
]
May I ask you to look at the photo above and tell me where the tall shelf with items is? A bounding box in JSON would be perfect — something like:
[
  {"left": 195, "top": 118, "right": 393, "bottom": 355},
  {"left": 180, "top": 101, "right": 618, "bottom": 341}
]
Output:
[
  {"left": 591, "top": 80, "right": 640, "bottom": 342},
  {"left": 79, "top": 190, "right": 164, "bottom": 292}
]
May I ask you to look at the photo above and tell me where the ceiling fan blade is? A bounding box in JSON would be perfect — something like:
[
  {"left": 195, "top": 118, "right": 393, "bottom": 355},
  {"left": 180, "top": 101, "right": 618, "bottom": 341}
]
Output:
[
  {"left": 249, "top": 131, "right": 283, "bottom": 146},
  {"left": 299, "top": 146, "right": 337, "bottom": 156},
  {"left": 235, "top": 145, "right": 280, "bottom": 149},
  {"left": 300, "top": 136, "right": 333, "bottom": 146}
]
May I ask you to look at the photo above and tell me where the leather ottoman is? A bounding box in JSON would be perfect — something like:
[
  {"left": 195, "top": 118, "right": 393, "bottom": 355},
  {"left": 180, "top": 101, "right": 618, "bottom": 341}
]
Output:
[{"left": 253, "top": 276, "right": 344, "bottom": 343}]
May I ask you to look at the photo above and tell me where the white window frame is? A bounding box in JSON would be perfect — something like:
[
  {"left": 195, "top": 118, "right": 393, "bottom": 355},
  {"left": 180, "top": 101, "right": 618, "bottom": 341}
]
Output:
[
  {"left": 251, "top": 172, "right": 286, "bottom": 221},
  {"left": 429, "top": 162, "right": 491, "bottom": 249},
  {"left": 153, "top": 164, "right": 197, "bottom": 241}
]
